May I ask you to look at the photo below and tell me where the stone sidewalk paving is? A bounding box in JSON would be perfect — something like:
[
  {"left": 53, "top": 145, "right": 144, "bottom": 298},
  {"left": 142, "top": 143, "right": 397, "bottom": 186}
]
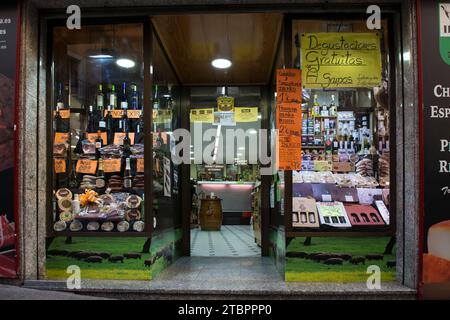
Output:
[{"left": 0, "top": 284, "right": 108, "bottom": 300}]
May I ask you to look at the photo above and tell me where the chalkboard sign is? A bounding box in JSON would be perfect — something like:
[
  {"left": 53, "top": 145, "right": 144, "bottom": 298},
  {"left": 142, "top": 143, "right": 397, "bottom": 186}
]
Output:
[{"left": 301, "top": 33, "right": 382, "bottom": 89}]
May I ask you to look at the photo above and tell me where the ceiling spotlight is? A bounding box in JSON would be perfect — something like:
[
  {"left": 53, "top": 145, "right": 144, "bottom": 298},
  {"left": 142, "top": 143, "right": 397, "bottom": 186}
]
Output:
[
  {"left": 89, "top": 54, "right": 113, "bottom": 59},
  {"left": 211, "top": 58, "right": 232, "bottom": 69},
  {"left": 116, "top": 58, "right": 135, "bottom": 68}
]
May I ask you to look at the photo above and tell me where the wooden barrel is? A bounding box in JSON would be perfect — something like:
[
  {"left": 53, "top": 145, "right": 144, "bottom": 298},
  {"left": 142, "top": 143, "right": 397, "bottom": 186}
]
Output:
[{"left": 199, "top": 198, "right": 223, "bottom": 231}]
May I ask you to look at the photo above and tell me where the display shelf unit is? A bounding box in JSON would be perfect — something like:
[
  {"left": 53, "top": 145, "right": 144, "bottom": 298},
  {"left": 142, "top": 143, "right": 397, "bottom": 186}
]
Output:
[{"left": 46, "top": 17, "right": 154, "bottom": 243}]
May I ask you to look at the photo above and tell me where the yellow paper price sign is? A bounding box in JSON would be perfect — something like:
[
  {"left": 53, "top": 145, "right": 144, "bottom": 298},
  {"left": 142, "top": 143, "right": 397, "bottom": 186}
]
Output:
[
  {"left": 235, "top": 107, "right": 259, "bottom": 122},
  {"left": 103, "top": 159, "right": 121, "bottom": 173},
  {"left": 76, "top": 159, "right": 97, "bottom": 174},
  {"left": 137, "top": 158, "right": 144, "bottom": 173},
  {"left": 114, "top": 132, "right": 135, "bottom": 145},
  {"left": 54, "top": 158, "right": 66, "bottom": 173},
  {"left": 190, "top": 108, "right": 214, "bottom": 123}
]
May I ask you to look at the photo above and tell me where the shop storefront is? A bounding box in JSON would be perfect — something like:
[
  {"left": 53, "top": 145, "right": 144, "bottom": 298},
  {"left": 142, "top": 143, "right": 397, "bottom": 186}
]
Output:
[{"left": 1, "top": 0, "right": 441, "bottom": 299}]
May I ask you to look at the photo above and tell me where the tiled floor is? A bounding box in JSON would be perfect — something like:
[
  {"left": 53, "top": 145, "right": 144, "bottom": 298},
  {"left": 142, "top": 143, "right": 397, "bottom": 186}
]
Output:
[
  {"left": 156, "top": 256, "right": 281, "bottom": 282},
  {"left": 190, "top": 225, "right": 261, "bottom": 257}
]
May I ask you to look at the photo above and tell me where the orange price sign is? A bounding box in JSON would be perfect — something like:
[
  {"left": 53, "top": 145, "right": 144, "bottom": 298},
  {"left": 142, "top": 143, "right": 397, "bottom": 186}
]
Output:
[
  {"left": 114, "top": 132, "right": 135, "bottom": 145},
  {"left": 276, "top": 103, "right": 302, "bottom": 170},
  {"left": 54, "top": 132, "right": 69, "bottom": 145},
  {"left": 75, "top": 159, "right": 97, "bottom": 174},
  {"left": 86, "top": 132, "right": 108, "bottom": 144},
  {"left": 127, "top": 110, "right": 141, "bottom": 119},
  {"left": 110, "top": 110, "right": 123, "bottom": 119},
  {"left": 54, "top": 158, "right": 66, "bottom": 173},
  {"left": 54, "top": 109, "right": 70, "bottom": 119},
  {"left": 103, "top": 159, "right": 121, "bottom": 173},
  {"left": 137, "top": 158, "right": 144, "bottom": 172},
  {"left": 276, "top": 69, "right": 302, "bottom": 104}
]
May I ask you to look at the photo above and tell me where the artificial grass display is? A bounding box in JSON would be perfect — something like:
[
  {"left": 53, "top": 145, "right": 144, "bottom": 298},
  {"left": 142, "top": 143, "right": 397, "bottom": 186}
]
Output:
[
  {"left": 285, "top": 237, "right": 396, "bottom": 282},
  {"left": 46, "top": 229, "right": 181, "bottom": 281}
]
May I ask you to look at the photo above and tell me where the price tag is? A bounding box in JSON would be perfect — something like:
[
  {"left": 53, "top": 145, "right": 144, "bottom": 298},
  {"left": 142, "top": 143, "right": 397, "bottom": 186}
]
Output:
[
  {"left": 76, "top": 159, "right": 97, "bottom": 174},
  {"left": 110, "top": 110, "right": 123, "bottom": 119},
  {"left": 345, "top": 195, "right": 354, "bottom": 202},
  {"left": 54, "top": 158, "right": 66, "bottom": 173},
  {"left": 127, "top": 110, "right": 141, "bottom": 119},
  {"left": 137, "top": 158, "right": 144, "bottom": 172},
  {"left": 103, "top": 159, "right": 121, "bottom": 173},
  {"left": 54, "top": 132, "right": 69, "bottom": 145},
  {"left": 54, "top": 109, "right": 70, "bottom": 119},
  {"left": 321, "top": 194, "right": 332, "bottom": 202},
  {"left": 114, "top": 132, "right": 135, "bottom": 145},
  {"left": 86, "top": 132, "right": 108, "bottom": 144}
]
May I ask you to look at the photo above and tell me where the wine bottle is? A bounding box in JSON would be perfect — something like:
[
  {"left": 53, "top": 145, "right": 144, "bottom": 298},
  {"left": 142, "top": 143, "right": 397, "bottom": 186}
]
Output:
[
  {"left": 329, "top": 94, "right": 337, "bottom": 117},
  {"left": 98, "top": 103, "right": 106, "bottom": 133},
  {"left": 123, "top": 158, "right": 132, "bottom": 190},
  {"left": 95, "top": 130, "right": 103, "bottom": 159},
  {"left": 86, "top": 105, "right": 96, "bottom": 133},
  {"left": 153, "top": 84, "right": 160, "bottom": 109},
  {"left": 54, "top": 104, "right": 63, "bottom": 132},
  {"left": 69, "top": 161, "right": 79, "bottom": 188},
  {"left": 313, "top": 94, "right": 320, "bottom": 117},
  {"left": 97, "top": 84, "right": 104, "bottom": 115},
  {"left": 121, "top": 82, "right": 128, "bottom": 110},
  {"left": 119, "top": 107, "right": 129, "bottom": 133},
  {"left": 56, "top": 82, "right": 64, "bottom": 110},
  {"left": 105, "top": 105, "right": 114, "bottom": 145},
  {"left": 130, "top": 83, "right": 139, "bottom": 110},
  {"left": 123, "top": 130, "right": 131, "bottom": 159},
  {"left": 95, "top": 158, "right": 106, "bottom": 190},
  {"left": 74, "top": 132, "right": 85, "bottom": 155},
  {"left": 136, "top": 111, "right": 144, "bottom": 134},
  {"left": 109, "top": 84, "right": 117, "bottom": 109}
]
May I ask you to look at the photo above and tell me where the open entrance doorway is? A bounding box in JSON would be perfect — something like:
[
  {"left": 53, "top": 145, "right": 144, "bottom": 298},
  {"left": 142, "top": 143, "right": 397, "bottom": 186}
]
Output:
[{"left": 151, "top": 12, "right": 283, "bottom": 275}]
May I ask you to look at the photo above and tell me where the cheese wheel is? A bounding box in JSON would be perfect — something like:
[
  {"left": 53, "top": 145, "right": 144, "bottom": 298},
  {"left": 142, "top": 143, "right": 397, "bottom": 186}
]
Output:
[{"left": 428, "top": 220, "right": 450, "bottom": 261}]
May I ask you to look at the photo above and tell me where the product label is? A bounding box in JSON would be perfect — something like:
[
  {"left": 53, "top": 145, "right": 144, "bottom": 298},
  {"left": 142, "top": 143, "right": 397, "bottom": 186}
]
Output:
[
  {"left": 95, "top": 178, "right": 105, "bottom": 188},
  {"left": 123, "top": 178, "right": 132, "bottom": 188},
  {"left": 97, "top": 97, "right": 103, "bottom": 107}
]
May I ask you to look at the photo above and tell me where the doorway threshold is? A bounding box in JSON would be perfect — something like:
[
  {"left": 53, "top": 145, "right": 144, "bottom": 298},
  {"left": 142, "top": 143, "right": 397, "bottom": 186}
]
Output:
[{"left": 23, "top": 258, "right": 416, "bottom": 300}]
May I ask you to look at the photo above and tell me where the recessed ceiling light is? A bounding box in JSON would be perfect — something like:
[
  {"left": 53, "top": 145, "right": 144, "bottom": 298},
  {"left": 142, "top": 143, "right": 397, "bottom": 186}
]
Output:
[
  {"left": 89, "top": 54, "right": 113, "bottom": 59},
  {"left": 116, "top": 58, "right": 135, "bottom": 68},
  {"left": 211, "top": 58, "right": 232, "bottom": 69}
]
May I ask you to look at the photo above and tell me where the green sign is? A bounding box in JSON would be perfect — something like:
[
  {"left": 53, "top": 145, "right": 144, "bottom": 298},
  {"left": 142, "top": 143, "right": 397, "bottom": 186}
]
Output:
[{"left": 439, "top": 3, "right": 450, "bottom": 65}]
